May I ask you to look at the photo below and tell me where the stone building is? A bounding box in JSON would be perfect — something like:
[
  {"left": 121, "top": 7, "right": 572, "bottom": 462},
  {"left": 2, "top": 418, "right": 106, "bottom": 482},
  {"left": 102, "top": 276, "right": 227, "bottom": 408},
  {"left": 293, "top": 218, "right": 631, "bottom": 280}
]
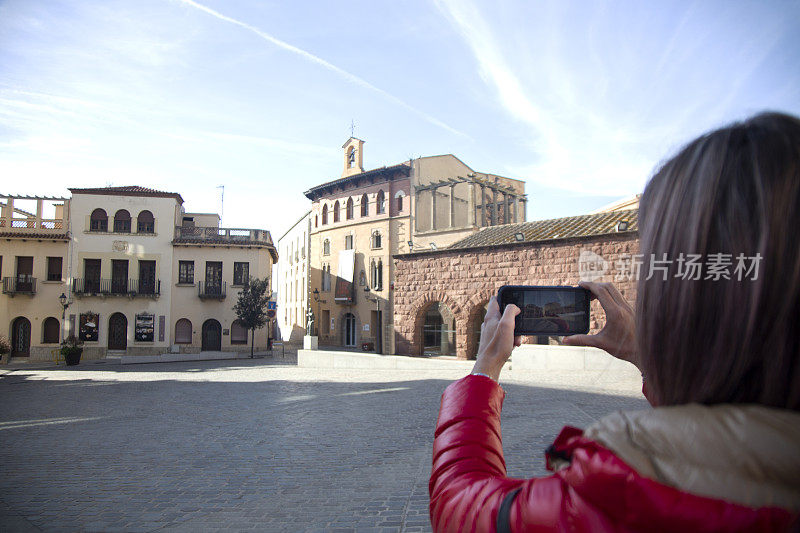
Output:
[
  {"left": 275, "top": 211, "right": 310, "bottom": 343},
  {"left": 304, "top": 137, "right": 526, "bottom": 354},
  {"left": 393, "top": 208, "right": 640, "bottom": 359},
  {"left": 1, "top": 187, "right": 277, "bottom": 361}
]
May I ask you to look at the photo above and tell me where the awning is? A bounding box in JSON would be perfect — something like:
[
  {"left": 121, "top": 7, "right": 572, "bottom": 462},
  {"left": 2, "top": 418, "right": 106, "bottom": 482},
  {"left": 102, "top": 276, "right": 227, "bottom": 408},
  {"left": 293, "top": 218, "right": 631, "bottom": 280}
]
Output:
[{"left": 334, "top": 249, "right": 355, "bottom": 302}]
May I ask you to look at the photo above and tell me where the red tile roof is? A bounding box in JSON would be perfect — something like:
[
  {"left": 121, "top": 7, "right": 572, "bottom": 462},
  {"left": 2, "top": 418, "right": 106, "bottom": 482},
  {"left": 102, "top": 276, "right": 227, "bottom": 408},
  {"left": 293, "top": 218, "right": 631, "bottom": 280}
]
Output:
[{"left": 68, "top": 186, "right": 184, "bottom": 203}]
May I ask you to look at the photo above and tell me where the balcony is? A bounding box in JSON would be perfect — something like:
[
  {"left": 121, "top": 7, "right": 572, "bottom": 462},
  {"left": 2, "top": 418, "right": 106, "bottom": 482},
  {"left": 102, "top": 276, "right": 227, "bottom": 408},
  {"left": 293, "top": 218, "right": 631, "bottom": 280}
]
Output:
[
  {"left": 2, "top": 277, "right": 37, "bottom": 296},
  {"left": 1, "top": 195, "right": 70, "bottom": 240},
  {"left": 173, "top": 226, "right": 274, "bottom": 246},
  {"left": 198, "top": 280, "right": 226, "bottom": 300},
  {"left": 72, "top": 278, "right": 161, "bottom": 298}
]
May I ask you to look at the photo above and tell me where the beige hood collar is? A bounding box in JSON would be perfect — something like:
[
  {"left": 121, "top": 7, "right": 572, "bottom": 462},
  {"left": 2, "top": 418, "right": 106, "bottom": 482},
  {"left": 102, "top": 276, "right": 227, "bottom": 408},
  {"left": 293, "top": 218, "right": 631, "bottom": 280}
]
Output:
[{"left": 584, "top": 403, "right": 800, "bottom": 511}]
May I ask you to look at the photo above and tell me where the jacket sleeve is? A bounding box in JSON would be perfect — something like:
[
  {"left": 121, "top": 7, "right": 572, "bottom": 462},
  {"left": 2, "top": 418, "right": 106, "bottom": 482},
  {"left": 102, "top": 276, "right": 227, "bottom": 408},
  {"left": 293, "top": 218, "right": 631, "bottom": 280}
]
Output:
[{"left": 430, "top": 374, "right": 575, "bottom": 532}]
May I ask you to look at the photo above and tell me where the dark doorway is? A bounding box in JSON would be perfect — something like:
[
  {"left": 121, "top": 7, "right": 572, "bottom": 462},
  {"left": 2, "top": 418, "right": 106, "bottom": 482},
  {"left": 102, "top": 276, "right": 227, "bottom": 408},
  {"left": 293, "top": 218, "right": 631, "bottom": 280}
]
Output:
[
  {"left": 202, "top": 319, "right": 222, "bottom": 351},
  {"left": 15, "top": 256, "right": 34, "bottom": 293},
  {"left": 11, "top": 317, "right": 31, "bottom": 357},
  {"left": 108, "top": 313, "right": 127, "bottom": 350},
  {"left": 139, "top": 260, "right": 156, "bottom": 295},
  {"left": 343, "top": 313, "right": 356, "bottom": 347},
  {"left": 111, "top": 260, "right": 128, "bottom": 294},
  {"left": 371, "top": 310, "right": 383, "bottom": 354}
]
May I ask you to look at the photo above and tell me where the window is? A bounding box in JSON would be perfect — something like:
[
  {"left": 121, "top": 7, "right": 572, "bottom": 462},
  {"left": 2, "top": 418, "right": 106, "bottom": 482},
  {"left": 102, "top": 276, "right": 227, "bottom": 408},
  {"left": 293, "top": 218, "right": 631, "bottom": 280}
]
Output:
[
  {"left": 348, "top": 147, "right": 355, "bottom": 167},
  {"left": 138, "top": 260, "right": 156, "bottom": 295},
  {"left": 113, "top": 210, "right": 131, "bottom": 233},
  {"left": 234, "top": 262, "right": 249, "bottom": 286},
  {"left": 322, "top": 204, "right": 328, "bottom": 225},
  {"left": 323, "top": 239, "right": 330, "bottom": 256},
  {"left": 346, "top": 197, "right": 354, "bottom": 220},
  {"left": 175, "top": 318, "right": 192, "bottom": 344},
  {"left": 333, "top": 201, "right": 340, "bottom": 222},
  {"left": 370, "top": 258, "right": 383, "bottom": 291},
  {"left": 178, "top": 261, "right": 194, "bottom": 284},
  {"left": 359, "top": 270, "right": 366, "bottom": 286},
  {"left": 42, "top": 317, "right": 60, "bottom": 344},
  {"left": 47, "top": 257, "right": 62, "bottom": 281},
  {"left": 361, "top": 193, "right": 368, "bottom": 217},
  {"left": 315, "top": 215, "right": 318, "bottom": 228},
  {"left": 396, "top": 192, "right": 404, "bottom": 212},
  {"left": 322, "top": 263, "right": 331, "bottom": 292},
  {"left": 231, "top": 320, "right": 248, "bottom": 344},
  {"left": 137, "top": 210, "right": 154, "bottom": 233},
  {"left": 371, "top": 231, "right": 382, "bottom": 249},
  {"left": 90, "top": 208, "right": 107, "bottom": 232},
  {"left": 344, "top": 235, "right": 353, "bottom": 250},
  {"left": 376, "top": 190, "right": 385, "bottom": 214}
]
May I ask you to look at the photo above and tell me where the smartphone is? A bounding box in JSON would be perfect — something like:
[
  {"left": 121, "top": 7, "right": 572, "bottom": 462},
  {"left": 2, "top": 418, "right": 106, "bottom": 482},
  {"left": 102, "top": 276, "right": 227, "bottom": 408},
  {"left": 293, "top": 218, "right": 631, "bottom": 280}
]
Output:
[{"left": 497, "top": 285, "right": 590, "bottom": 336}]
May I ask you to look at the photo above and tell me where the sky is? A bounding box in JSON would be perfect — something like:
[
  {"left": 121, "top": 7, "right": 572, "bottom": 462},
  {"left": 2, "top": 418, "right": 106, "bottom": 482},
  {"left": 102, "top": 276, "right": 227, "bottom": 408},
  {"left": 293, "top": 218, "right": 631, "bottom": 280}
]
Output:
[{"left": 1, "top": 0, "right": 798, "bottom": 239}]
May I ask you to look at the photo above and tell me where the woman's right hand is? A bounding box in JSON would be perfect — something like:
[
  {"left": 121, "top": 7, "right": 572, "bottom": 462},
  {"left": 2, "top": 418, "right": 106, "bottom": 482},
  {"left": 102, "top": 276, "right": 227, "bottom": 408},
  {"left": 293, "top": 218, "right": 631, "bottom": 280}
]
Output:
[{"left": 563, "top": 281, "right": 638, "bottom": 369}]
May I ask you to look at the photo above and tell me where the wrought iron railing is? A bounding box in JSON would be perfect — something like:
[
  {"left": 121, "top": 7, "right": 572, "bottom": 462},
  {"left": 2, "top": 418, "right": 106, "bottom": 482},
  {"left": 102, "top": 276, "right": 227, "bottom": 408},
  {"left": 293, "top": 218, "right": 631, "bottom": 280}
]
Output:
[
  {"left": 198, "top": 280, "right": 226, "bottom": 299},
  {"left": 72, "top": 278, "right": 161, "bottom": 297},
  {"left": 2, "top": 276, "right": 37, "bottom": 295}
]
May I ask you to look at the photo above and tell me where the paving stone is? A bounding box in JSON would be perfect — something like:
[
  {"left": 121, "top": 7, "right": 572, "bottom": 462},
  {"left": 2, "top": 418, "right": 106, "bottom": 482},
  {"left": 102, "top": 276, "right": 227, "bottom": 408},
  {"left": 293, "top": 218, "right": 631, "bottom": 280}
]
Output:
[{"left": 0, "top": 358, "right": 645, "bottom": 531}]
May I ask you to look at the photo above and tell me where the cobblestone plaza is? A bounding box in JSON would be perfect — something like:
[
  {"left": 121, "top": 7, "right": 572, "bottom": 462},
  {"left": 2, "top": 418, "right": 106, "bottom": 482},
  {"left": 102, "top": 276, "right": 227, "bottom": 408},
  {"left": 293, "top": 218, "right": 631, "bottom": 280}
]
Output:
[{"left": 0, "top": 357, "right": 646, "bottom": 532}]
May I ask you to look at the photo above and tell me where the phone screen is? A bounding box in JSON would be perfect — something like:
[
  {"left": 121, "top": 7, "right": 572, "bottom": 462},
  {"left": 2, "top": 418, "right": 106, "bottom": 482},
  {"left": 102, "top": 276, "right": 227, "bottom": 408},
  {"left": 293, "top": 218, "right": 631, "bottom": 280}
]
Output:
[{"left": 498, "top": 285, "right": 590, "bottom": 336}]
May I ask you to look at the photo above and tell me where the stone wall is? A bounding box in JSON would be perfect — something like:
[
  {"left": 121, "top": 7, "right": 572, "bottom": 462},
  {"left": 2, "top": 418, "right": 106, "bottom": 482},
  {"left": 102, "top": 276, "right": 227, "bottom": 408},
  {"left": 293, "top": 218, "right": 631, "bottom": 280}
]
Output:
[{"left": 393, "top": 234, "right": 639, "bottom": 359}]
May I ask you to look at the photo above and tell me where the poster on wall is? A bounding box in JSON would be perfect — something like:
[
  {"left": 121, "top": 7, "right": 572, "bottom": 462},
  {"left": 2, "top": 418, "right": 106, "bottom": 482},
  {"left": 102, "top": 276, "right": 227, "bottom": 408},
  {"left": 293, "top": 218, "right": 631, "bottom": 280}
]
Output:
[
  {"left": 135, "top": 313, "right": 155, "bottom": 342},
  {"left": 79, "top": 313, "right": 99, "bottom": 342}
]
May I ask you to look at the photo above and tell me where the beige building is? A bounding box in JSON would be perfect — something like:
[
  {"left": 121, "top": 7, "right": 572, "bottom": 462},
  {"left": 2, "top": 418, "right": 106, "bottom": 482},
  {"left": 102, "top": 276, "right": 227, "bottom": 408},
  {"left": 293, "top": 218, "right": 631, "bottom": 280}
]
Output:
[
  {"left": 1, "top": 187, "right": 277, "bottom": 361},
  {"left": 275, "top": 211, "right": 310, "bottom": 343},
  {"left": 304, "top": 138, "right": 526, "bottom": 354}
]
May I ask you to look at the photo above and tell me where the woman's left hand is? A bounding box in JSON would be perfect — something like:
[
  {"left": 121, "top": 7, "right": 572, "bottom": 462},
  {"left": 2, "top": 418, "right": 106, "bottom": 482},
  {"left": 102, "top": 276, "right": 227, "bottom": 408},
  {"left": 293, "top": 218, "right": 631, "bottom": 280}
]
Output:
[{"left": 471, "top": 296, "right": 521, "bottom": 381}]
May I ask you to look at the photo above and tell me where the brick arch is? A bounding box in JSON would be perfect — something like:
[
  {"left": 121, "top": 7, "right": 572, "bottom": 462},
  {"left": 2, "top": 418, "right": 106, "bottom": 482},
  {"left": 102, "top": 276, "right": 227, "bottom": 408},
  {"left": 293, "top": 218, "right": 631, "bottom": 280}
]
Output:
[
  {"left": 465, "top": 298, "right": 492, "bottom": 360},
  {"left": 408, "top": 292, "right": 466, "bottom": 357}
]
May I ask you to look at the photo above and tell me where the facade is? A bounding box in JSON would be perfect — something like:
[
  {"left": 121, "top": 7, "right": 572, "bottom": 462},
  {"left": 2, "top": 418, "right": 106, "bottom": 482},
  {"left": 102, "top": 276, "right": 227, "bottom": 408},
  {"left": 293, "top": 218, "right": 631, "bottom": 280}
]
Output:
[
  {"left": 304, "top": 138, "right": 526, "bottom": 354},
  {"left": 1, "top": 187, "right": 277, "bottom": 361},
  {"left": 275, "top": 211, "right": 310, "bottom": 343},
  {"left": 392, "top": 209, "right": 640, "bottom": 359}
]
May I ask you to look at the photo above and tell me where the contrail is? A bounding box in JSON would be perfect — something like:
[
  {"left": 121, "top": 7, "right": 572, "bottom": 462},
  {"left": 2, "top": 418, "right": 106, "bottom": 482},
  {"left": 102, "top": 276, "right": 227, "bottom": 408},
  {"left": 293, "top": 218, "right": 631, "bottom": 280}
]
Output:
[{"left": 175, "top": 0, "right": 468, "bottom": 138}]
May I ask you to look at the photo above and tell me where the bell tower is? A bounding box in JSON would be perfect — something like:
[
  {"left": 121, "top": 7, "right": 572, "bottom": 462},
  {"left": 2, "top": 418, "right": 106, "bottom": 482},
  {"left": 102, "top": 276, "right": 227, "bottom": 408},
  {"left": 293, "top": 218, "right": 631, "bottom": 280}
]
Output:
[{"left": 342, "top": 137, "right": 364, "bottom": 178}]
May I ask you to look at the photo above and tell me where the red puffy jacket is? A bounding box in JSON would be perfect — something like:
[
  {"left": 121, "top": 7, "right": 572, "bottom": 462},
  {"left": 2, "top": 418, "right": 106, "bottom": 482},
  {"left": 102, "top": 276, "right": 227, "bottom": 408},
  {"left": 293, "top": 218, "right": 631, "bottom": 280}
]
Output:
[{"left": 429, "top": 375, "right": 798, "bottom": 532}]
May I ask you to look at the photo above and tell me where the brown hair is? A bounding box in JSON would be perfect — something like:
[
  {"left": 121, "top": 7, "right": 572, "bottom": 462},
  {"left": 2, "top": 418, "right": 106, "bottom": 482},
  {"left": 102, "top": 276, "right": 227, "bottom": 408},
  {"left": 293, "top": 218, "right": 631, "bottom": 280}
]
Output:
[{"left": 637, "top": 112, "right": 800, "bottom": 410}]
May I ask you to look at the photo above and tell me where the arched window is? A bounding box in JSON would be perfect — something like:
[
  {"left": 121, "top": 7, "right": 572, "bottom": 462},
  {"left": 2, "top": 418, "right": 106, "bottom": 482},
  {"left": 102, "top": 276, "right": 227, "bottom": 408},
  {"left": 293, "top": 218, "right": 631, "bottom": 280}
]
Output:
[
  {"left": 333, "top": 200, "right": 340, "bottom": 222},
  {"left": 395, "top": 190, "right": 406, "bottom": 212},
  {"left": 42, "top": 317, "right": 60, "bottom": 344},
  {"left": 175, "top": 319, "right": 192, "bottom": 344},
  {"left": 371, "top": 230, "right": 382, "bottom": 249},
  {"left": 137, "top": 210, "right": 154, "bottom": 233},
  {"left": 323, "top": 239, "right": 330, "bottom": 256},
  {"left": 348, "top": 147, "right": 355, "bottom": 168},
  {"left": 346, "top": 198, "right": 354, "bottom": 220},
  {"left": 322, "top": 204, "right": 328, "bottom": 225},
  {"left": 376, "top": 190, "right": 385, "bottom": 214},
  {"left": 315, "top": 215, "right": 318, "bottom": 228},
  {"left": 113, "top": 210, "right": 131, "bottom": 233},
  {"left": 90, "top": 208, "right": 108, "bottom": 232},
  {"left": 361, "top": 193, "right": 368, "bottom": 217},
  {"left": 370, "top": 258, "right": 383, "bottom": 291},
  {"left": 231, "top": 320, "right": 248, "bottom": 345}
]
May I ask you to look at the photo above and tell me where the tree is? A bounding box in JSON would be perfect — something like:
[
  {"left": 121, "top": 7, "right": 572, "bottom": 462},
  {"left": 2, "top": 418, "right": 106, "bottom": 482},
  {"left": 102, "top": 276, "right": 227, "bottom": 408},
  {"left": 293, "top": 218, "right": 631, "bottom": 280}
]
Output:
[{"left": 232, "top": 277, "right": 270, "bottom": 357}]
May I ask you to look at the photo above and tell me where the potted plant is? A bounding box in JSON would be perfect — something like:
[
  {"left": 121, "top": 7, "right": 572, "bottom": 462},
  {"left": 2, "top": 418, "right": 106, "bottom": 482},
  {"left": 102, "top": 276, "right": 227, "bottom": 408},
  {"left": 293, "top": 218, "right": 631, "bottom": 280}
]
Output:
[
  {"left": 0, "top": 334, "right": 11, "bottom": 364},
  {"left": 61, "top": 335, "right": 84, "bottom": 366}
]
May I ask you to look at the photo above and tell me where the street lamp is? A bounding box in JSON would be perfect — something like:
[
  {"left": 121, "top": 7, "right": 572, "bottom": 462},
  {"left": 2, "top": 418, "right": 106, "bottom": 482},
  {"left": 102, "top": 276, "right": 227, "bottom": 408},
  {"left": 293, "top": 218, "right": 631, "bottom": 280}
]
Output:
[
  {"left": 363, "top": 285, "right": 381, "bottom": 354},
  {"left": 58, "top": 292, "right": 70, "bottom": 342}
]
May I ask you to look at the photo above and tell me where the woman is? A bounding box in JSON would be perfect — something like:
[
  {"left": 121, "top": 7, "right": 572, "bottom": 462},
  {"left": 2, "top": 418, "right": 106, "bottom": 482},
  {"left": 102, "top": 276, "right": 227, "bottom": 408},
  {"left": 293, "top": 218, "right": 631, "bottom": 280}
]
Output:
[{"left": 429, "top": 112, "right": 800, "bottom": 532}]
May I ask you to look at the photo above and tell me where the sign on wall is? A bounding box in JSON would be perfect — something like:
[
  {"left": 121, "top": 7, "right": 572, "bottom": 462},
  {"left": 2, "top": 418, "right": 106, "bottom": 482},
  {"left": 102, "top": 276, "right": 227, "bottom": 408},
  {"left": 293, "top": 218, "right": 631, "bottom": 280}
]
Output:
[
  {"left": 135, "top": 313, "right": 155, "bottom": 342},
  {"left": 79, "top": 312, "right": 99, "bottom": 342}
]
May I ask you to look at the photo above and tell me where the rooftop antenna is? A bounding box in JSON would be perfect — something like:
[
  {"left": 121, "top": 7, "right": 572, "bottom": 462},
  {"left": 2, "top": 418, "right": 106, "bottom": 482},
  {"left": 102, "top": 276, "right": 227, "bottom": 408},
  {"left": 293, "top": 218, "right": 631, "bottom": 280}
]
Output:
[{"left": 216, "top": 185, "right": 224, "bottom": 217}]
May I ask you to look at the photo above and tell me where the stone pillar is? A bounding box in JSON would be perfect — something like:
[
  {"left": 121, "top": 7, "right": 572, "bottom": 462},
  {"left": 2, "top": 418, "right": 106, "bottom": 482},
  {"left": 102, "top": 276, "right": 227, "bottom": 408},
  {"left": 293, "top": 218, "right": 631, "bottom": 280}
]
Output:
[
  {"left": 480, "top": 185, "right": 486, "bottom": 227},
  {"left": 514, "top": 196, "right": 520, "bottom": 223},
  {"left": 36, "top": 199, "right": 44, "bottom": 228},
  {"left": 2, "top": 197, "right": 13, "bottom": 228},
  {"left": 414, "top": 191, "right": 420, "bottom": 231},
  {"left": 469, "top": 183, "right": 476, "bottom": 227},
  {"left": 522, "top": 199, "right": 527, "bottom": 221},
  {"left": 491, "top": 187, "right": 497, "bottom": 226},
  {"left": 449, "top": 184, "right": 455, "bottom": 227},
  {"left": 430, "top": 188, "right": 437, "bottom": 231},
  {"left": 504, "top": 193, "right": 510, "bottom": 225}
]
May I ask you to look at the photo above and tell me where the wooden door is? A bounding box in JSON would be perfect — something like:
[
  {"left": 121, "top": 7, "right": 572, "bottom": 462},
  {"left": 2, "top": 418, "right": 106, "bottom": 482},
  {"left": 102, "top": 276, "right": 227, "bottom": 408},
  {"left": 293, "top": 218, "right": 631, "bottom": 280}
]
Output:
[
  {"left": 84, "top": 259, "right": 101, "bottom": 292},
  {"left": 11, "top": 317, "right": 31, "bottom": 356},
  {"left": 139, "top": 260, "right": 156, "bottom": 294},
  {"left": 15, "top": 256, "right": 33, "bottom": 292},
  {"left": 202, "top": 320, "right": 221, "bottom": 351},
  {"left": 108, "top": 313, "right": 127, "bottom": 350},
  {"left": 111, "top": 260, "right": 128, "bottom": 294}
]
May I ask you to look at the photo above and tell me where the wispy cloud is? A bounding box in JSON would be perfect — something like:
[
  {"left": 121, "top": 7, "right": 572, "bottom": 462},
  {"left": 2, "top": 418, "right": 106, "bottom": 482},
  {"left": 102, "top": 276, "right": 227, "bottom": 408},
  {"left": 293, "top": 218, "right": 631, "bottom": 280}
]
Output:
[{"left": 174, "top": 0, "right": 468, "bottom": 138}]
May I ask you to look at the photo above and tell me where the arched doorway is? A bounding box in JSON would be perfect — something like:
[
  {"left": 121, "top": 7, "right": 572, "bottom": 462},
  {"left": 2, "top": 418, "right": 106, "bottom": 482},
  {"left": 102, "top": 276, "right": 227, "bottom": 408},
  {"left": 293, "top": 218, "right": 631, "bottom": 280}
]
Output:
[
  {"left": 343, "top": 313, "right": 356, "bottom": 347},
  {"left": 108, "top": 313, "right": 128, "bottom": 350},
  {"left": 202, "top": 319, "right": 222, "bottom": 351},
  {"left": 467, "top": 302, "right": 489, "bottom": 360},
  {"left": 422, "top": 302, "right": 456, "bottom": 356},
  {"left": 11, "top": 317, "right": 31, "bottom": 357}
]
